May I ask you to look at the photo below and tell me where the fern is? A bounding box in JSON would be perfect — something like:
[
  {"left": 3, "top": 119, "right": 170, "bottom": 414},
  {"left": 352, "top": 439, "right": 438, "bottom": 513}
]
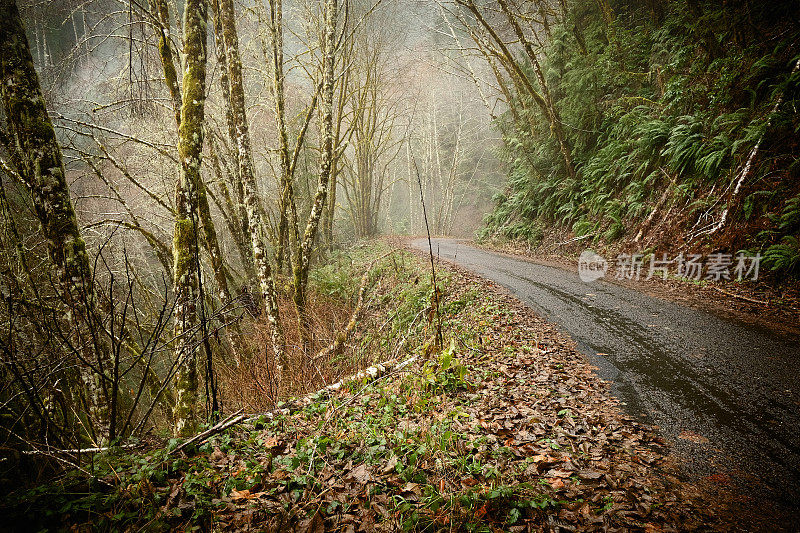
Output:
[
  {"left": 763, "top": 236, "right": 800, "bottom": 274},
  {"left": 778, "top": 194, "right": 800, "bottom": 232},
  {"left": 480, "top": 0, "right": 799, "bottom": 258}
]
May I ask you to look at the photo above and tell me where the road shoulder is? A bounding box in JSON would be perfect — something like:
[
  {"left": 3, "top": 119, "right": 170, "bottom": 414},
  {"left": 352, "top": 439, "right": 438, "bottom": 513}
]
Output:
[{"left": 472, "top": 238, "right": 800, "bottom": 338}]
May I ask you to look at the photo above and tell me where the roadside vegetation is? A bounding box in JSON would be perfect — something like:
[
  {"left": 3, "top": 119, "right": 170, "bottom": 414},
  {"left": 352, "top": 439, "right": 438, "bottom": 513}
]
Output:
[
  {"left": 473, "top": 0, "right": 800, "bottom": 278},
  {"left": 2, "top": 1, "right": 793, "bottom": 530},
  {"left": 0, "top": 244, "right": 717, "bottom": 531}
]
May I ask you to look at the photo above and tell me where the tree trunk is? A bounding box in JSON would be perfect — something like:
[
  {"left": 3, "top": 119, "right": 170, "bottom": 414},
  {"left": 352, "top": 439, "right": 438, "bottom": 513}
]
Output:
[
  {"left": 171, "top": 0, "right": 208, "bottom": 437},
  {"left": 150, "top": 0, "right": 182, "bottom": 127},
  {"left": 497, "top": 0, "right": 576, "bottom": 180},
  {"left": 211, "top": 0, "right": 254, "bottom": 281},
  {"left": 292, "top": 0, "right": 338, "bottom": 356},
  {"left": 265, "top": 0, "right": 296, "bottom": 274},
  {"left": 0, "top": 0, "right": 114, "bottom": 444},
  {"left": 218, "top": 0, "right": 286, "bottom": 373},
  {"left": 152, "top": 0, "right": 247, "bottom": 366}
]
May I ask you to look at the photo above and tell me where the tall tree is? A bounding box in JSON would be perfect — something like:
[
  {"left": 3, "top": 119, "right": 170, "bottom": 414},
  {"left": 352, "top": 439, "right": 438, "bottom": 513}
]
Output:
[
  {"left": 217, "top": 0, "right": 287, "bottom": 373},
  {"left": 454, "top": 0, "right": 576, "bottom": 179},
  {"left": 149, "top": 0, "right": 248, "bottom": 366},
  {"left": 259, "top": 0, "right": 320, "bottom": 271},
  {"left": 291, "top": 0, "right": 339, "bottom": 355},
  {"left": 171, "top": 0, "right": 209, "bottom": 437},
  {"left": 496, "top": 0, "right": 575, "bottom": 180},
  {"left": 0, "top": 0, "right": 113, "bottom": 443},
  {"left": 341, "top": 3, "right": 404, "bottom": 238}
]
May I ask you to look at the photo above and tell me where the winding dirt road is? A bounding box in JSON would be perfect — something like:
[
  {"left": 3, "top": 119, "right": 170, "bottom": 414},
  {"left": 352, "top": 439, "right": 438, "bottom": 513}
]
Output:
[{"left": 411, "top": 237, "right": 800, "bottom": 523}]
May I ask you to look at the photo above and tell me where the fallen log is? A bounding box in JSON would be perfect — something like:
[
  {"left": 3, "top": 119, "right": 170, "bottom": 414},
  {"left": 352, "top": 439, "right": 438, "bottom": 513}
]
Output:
[{"left": 168, "top": 354, "right": 420, "bottom": 455}]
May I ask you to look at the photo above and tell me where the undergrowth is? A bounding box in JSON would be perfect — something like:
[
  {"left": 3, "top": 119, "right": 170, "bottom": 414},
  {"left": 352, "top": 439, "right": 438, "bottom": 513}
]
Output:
[
  {"left": 0, "top": 242, "right": 711, "bottom": 531},
  {"left": 0, "top": 244, "right": 585, "bottom": 531},
  {"left": 479, "top": 0, "right": 800, "bottom": 277}
]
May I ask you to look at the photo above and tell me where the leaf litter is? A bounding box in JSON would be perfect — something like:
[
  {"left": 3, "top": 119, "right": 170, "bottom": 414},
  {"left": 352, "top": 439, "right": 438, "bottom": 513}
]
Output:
[
  {"left": 195, "top": 259, "right": 722, "bottom": 531},
  {"left": 5, "top": 249, "right": 728, "bottom": 531}
]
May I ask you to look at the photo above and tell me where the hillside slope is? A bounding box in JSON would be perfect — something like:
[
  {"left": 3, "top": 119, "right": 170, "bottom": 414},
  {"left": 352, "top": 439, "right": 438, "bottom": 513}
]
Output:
[{"left": 480, "top": 0, "right": 800, "bottom": 278}]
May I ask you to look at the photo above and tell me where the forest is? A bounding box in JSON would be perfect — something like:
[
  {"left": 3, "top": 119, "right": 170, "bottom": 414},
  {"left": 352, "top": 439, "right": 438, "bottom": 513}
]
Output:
[
  {"left": 479, "top": 0, "right": 800, "bottom": 274},
  {"left": 0, "top": 0, "right": 798, "bottom": 530}
]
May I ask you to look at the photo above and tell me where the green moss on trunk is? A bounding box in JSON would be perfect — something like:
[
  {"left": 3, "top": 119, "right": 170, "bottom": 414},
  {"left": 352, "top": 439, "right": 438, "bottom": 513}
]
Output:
[
  {"left": 170, "top": 0, "right": 208, "bottom": 437},
  {"left": 0, "top": 0, "right": 112, "bottom": 443}
]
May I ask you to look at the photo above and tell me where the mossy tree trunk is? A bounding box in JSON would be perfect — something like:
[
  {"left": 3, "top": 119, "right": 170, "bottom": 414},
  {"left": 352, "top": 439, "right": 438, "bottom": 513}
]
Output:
[
  {"left": 292, "top": 0, "right": 339, "bottom": 356},
  {"left": 171, "top": 0, "right": 208, "bottom": 437},
  {"left": 217, "top": 0, "right": 287, "bottom": 374},
  {"left": 150, "top": 0, "right": 249, "bottom": 366},
  {"left": 149, "top": 0, "right": 182, "bottom": 127},
  {"left": 0, "top": 0, "right": 113, "bottom": 443},
  {"left": 264, "top": 0, "right": 296, "bottom": 274},
  {"left": 210, "top": 0, "right": 255, "bottom": 282},
  {"left": 497, "top": 0, "right": 576, "bottom": 180}
]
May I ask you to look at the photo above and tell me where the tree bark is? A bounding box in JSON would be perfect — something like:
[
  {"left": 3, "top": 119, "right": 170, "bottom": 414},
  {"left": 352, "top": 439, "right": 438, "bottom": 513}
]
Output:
[
  {"left": 264, "top": 0, "right": 296, "bottom": 273},
  {"left": 171, "top": 0, "right": 208, "bottom": 437},
  {"left": 497, "top": 0, "right": 576, "bottom": 180},
  {"left": 211, "top": 0, "right": 254, "bottom": 280},
  {"left": 152, "top": 0, "right": 247, "bottom": 367},
  {"left": 292, "top": 0, "right": 338, "bottom": 356},
  {"left": 218, "top": 0, "right": 286, "bottom": 373},
  {"left": 150, "top": 0, "right": 182, "bottom": 127},
  {"left": 0, "top": 0, "right": 113, "bottom": 444}
]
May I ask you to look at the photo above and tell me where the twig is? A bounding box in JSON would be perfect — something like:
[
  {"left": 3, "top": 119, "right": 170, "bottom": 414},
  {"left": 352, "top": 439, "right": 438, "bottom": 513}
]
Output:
[
  {"left": 410, "top": 151, "right": 443, "bottom": 349},
  {"left": 313, "top": 251, "right": 394, "bottom": 362},
  {"left": 711, "top": 286, "right": 768, "bottom": 306},
  {"left": 21, "top": 444, "right": 138, "bottom": 455},
  {"left": 168, "top": 409, "right": 246, "bottom": 456}
]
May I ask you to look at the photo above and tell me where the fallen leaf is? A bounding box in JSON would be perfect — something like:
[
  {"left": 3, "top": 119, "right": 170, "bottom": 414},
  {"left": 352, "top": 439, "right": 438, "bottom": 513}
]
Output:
[
  {"left": 348, "top": 463, "right": 373, "bottom": 484},
  {"left": 229, "top": 489, "right": 252, "bottom": 501}
]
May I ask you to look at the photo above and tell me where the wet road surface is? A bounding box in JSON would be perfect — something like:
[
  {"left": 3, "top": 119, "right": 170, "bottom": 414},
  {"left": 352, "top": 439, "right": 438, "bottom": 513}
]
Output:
[{"left": 411, "top": 238, "right": 800, "bottom": 519}]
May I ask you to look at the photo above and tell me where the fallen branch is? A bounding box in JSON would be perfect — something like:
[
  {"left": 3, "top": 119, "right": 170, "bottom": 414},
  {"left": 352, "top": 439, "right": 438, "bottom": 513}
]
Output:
[
  {"left": 635, "top": 169, "right": 676, "bottom": 243},
  {"left": 168, "top": 410, "right": 246, "bottom": 456},
  {"left": 21, "top": 444, "right": 139, "bottom": 456},
  {"left": 168, "top": 354, "right": 421, "bottom": 455},
  {"left": 266, "top": 354, "right": 419, "bottom": 416},
  {"left": 313, "top": 251, "right": 394, "bottom": 362},
  {"left": 550, "top": 232, "right": 596, "bottom": 249},
  {"left": 696, "top": 57, "right": 800, "bottom": 240}
]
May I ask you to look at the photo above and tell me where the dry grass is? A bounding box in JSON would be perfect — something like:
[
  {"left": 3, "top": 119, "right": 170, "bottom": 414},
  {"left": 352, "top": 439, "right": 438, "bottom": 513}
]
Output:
[{"left": 216, "top": 254, "right": 406, "bottom": 414}]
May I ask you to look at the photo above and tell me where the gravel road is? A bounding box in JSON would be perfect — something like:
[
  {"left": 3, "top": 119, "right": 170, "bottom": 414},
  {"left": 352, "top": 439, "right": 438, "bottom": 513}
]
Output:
[{"left": 411, "top": 237, "right": 800, "bottom": 521}]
